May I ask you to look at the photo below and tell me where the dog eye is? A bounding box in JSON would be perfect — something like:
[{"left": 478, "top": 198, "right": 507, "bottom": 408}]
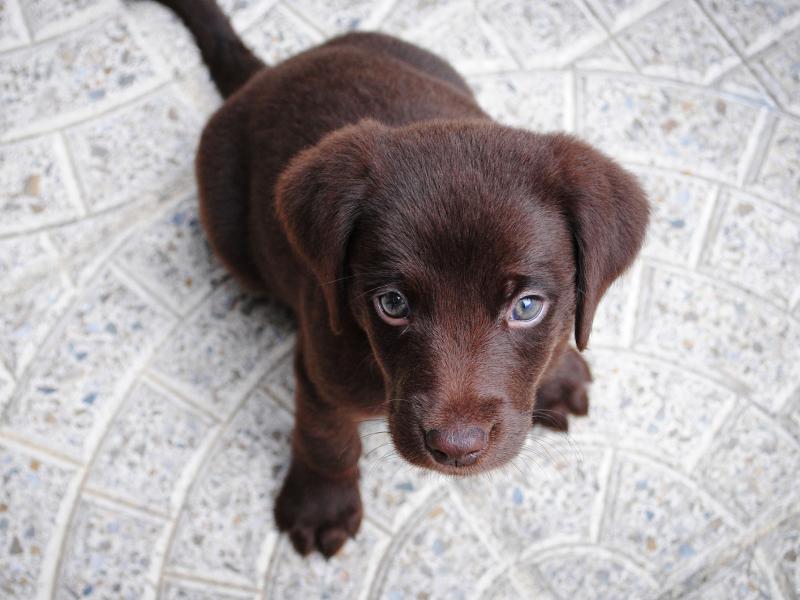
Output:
[
  {"left": 509, "top": 295, "right": 546, "bottom": 323},
  {"left": 374, "top": 290, "right": 410, "bottom": 324}
]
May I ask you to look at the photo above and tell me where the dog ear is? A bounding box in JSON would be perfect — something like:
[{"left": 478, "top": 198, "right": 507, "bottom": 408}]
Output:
[
  {"left": 275, "top": 120, "right": 386, "bottom": 334},
  {"left": 539, "top": 134, "right": 649, "bottom": 350}
]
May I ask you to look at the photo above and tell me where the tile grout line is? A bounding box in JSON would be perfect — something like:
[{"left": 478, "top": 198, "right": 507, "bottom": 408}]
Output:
[
  {"left": 686, "top": 183, "right": 722, "bottom": 269},
  {"left": 578, "top": 0, "right": 641, "bottom": 71},
  {"left": 0, "top": 430, "right": 82, "bottom": 469},
  {"left": 682, "top": 395, "right": 740, "bottom": 474},
  {"left": 13, "top": 0, "right": 34, "bottom": 41},
  {"left": 620, "top": 159, "right": 800, "bottom": 220},
  {"left": 53, "top": 131, "right": 89, "bottom": 217},
  {"left": 736, "top": 107, "right": 776, "bottom": 188},
  {"left": 619, "top": 260, "right": 644, "bottom": 348},
  {"left": 590, "top": 339, "right": 750, "bottom": 397},
  {"left": 754, "top": 546, "right": 792, "bottom": 600},
  {"left": 154, "top": 339, "right": 298, "bottom": 596},
  {"left": 643, "top": 253, "right": 795, "bottom": 316},
  {"left": 589, "top": 446, "right": 615, "bottom": 544},
  {"left": 161, "top": 570, "right": 262, "bottom": 596},
  {"left": 43, "top": 306, "right": 182, "bottom": 600},
  {"left": 692, "top": 0, "right": 784, "bottom": 109}
]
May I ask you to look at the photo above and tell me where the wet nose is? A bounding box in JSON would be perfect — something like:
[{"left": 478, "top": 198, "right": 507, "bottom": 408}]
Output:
[{"left": 425, "top": 426, "right": 488, "bottom": 467}]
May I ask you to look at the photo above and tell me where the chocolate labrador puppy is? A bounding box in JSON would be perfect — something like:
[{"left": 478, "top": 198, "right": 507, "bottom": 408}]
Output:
[{"left": 153, "top": 0, "right": 649, "bottom": 557}]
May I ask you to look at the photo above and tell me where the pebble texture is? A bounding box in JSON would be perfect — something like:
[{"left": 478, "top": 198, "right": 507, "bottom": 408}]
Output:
[{"left": 0, "top": 0, "right": 799, "bottom": 598}]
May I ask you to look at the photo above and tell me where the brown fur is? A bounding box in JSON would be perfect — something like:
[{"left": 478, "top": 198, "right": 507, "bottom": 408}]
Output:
[{"left": 153, "top": 0, "right": 649, "bottom": 557}]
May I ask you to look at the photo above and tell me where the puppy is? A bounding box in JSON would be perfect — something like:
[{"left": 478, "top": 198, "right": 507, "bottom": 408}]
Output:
[{"left": 153, "top": 0, "right": 649, "bottom": 557}]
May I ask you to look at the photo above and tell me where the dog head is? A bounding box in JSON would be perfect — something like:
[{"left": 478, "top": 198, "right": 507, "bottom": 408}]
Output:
[{"left": 276, "top": 119, "right": 648, "bottom": 474}]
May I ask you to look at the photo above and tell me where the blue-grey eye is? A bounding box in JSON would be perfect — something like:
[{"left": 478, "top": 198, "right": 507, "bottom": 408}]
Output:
[
  {"left": 378, "top": 291, "right": 409, "bottom": 319},
  {"left": 511, "top": 295, "right": 545, "bottom": 321}
]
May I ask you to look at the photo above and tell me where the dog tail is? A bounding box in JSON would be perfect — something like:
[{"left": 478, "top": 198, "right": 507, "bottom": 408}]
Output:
[{"left": 152, "top": 0, "right": 264, "bottom": 97}]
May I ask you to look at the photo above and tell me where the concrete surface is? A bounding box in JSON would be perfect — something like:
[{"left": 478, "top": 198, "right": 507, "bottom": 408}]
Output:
[{"left": 1, "top": 0, "right": 799, "bottom": 598}]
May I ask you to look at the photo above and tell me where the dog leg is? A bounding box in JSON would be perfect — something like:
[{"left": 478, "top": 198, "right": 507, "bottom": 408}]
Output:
[
  {"left": 532, "top": 347, "right": 591, "bottom": 431},
  {"left": 274, "top": 349, "right": 363, "bottom": 558}
]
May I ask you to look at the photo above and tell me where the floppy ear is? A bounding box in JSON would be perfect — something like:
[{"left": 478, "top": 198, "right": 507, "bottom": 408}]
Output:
[
  {"left": 540, "top": 134, "right": 649, "bottom": 351},
  {"left": 275, "top": 120, "right": 386, "bottom": 334}
]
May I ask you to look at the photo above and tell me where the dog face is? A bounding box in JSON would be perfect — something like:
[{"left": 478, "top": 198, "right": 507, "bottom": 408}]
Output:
[{"left": 276, "top": 119, "right": 648, "bottom": 475}]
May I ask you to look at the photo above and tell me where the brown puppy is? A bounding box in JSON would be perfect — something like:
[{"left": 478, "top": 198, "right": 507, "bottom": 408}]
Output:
[{"left": 153, "top": 0, "right": 649, "bottom": 558}]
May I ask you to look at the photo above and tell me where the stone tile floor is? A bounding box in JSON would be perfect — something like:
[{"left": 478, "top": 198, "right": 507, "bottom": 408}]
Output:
[{"left": 1, "top": 0, "right": 799, "bottom": 598}]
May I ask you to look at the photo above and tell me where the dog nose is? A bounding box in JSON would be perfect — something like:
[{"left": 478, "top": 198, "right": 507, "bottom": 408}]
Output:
[{"left": 425, "top": 426, "right": 488, "bottom": 467}]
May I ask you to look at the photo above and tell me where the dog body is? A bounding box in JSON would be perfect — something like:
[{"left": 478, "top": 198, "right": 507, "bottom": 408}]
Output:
[{"left": 155, "top": 0, "right": 648, "bottom": 557}]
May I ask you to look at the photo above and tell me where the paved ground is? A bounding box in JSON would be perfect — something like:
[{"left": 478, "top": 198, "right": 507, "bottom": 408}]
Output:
[{"left": 1, "top": 0, "right": 800, "bottom": 598}]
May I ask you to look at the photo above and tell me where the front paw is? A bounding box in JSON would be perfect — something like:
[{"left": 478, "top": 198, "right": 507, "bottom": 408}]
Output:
[
  {"left": 533, "top": 348, "right": 591, "bottom": 431},
  {"left": 274, "top": 460, "right": 362, "bottom": 558}
]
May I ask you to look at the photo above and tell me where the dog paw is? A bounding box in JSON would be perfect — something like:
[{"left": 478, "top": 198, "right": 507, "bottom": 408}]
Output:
[
  {"left": 274, "top": 461, "right": 362, "bottom": 558},
  {"left": 533, "top": 348, "right": 591, "bottom": 431}
]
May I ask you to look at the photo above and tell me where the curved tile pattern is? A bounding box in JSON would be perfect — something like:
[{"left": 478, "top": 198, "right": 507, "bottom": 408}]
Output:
[{"left": 1, "top": 0, "right": 799, "bottom": 598}]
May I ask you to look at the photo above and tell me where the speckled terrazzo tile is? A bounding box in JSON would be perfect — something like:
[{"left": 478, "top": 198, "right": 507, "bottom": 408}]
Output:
[
  {"left": 124, "top": 0, "right": 202, "bottom": 79},
  {"left": 265, "top": 520, "right": 388, "bottom": 598},
  {"left": 572, "top": 39, "right": 635, "bottom": 72},
  {"left": 55, "top": 498, "right": 167, "bottom": 600},
  {"left": 714, "top": 64, "right": 775, "bottom": 106},
  {"left": 217, "top": 0, "right": 280, "bottom": 31},
  {"left": 534, "top": 546, "right": 658, "bottom": 599},
  {"left": 571, "top": 351, "right": 733, "bottom": 470},
  {"left": 358, "top": 420, "right": 440, "bottom": 533},
  {"left": 0, "top": 0, "right": 29, "bottom": 52},
  {"left": 166, "top": 388, "right": 291, "bottom": 587},
  {"left": 241, "top": 3, "right": 324, "bottom": 65},
  {"left": 0, "top": 368, "right": 12, "bottom": 413},
  {"left": 149, "top": 280, "right": 294, "bottom": 416},
  {"left": 21, "top": 0, "right": 115, "bottom": 40},
  {"left": 578, "top": 75, "right": 759, "bottom": 181},
  {"left": 0, "top": 443, "right": 78, "bottom": 600},
  {"left": 759, "top": 513, "right": 800, "bottom": 597},
  {"left": 584, "top": 0, "right": 666, "bottom": 31},
  {"left": 112, "top": 195, "right": 225, "bottom": 314},
  {"left": 632, "top": 266, "right": 800, "bottom": 407},
  {"left": 698, "top": 0, "right": 800, "bottom": 54},
  {"left": 468, "top": 72, "right": 565, "bottom": 131},
  {"left": 0, "top": 15, "right": 162, "bottom": 140},
  {"left": 477, "top": 572, "right": 527, "bottom": 600},
  {"left": 477, "top": 0, "right": 604, "bottom": 69},
  {"left": 1, "top": 268, "right": 174, "bottom": 460},
  {"left": 677, "top": 549, "right": 773, "bottom": 600},
  {"left": 0, "top": 271, "right": 73, "bottom": 377},
  {"left": 0, "top": 234, "right": 59, "bottom": 294},
  {"left": 458, "top": 442, "right": 604, "bottom": 557},
  {"left": 174, "top": 66, "right": 222, "bottom": 118},
  {"left": 0, "top": 135, "right": 83, "bottom": 235},
  {"left": 287, "top": 0, "right": 392, "bottom": 34},
  {"left": 372, "top": 492, "right": 495, "bottom": 600},
  {"left": 695, "top": 405, "right": 800, "bottom": 521},
  {"left": 633, "top": 168, "right": 714, "bottom": 264},
  {"left": 659, "top": 547, "right": 780, "bottom": 600},
  {"left": 749, "top": 117, "right": 800, "bottom": 210},
  {"left": 588, "top": 266, "right": 636, "bottom": 346},
  {"left": 257, "top": 352, "right": 295, "bottom": 412},
  {"left": 602, "top": 455, "right": 737, "bottom": 578},
  {"left": 617, "top": 0, "right": 739, "bottom": 84},
  {"left": 161, "top": 578, "right": 258, "bottom": 600},
  {"left": 751, "top": 32, "right": 800, "bottom": 115},
  {"left": 86, "top": 381, "right": 217, "bottom": 514},
  {"left": 65, "top": 88, "right": 199, "bottom": 212},
  {"left": 47, "top": 199, "right": 158, "bottom": 285},
  {"left": 383, "top": 0, "right": 516, "bottom": 75},
  {"left": 700, "top": 189, "right": 800, "bottom": 307}
]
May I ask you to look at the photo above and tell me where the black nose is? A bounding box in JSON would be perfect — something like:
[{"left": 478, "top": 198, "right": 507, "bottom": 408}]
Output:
[{"left": 425, "top": 426, "right": 488, "bottom": 467}]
